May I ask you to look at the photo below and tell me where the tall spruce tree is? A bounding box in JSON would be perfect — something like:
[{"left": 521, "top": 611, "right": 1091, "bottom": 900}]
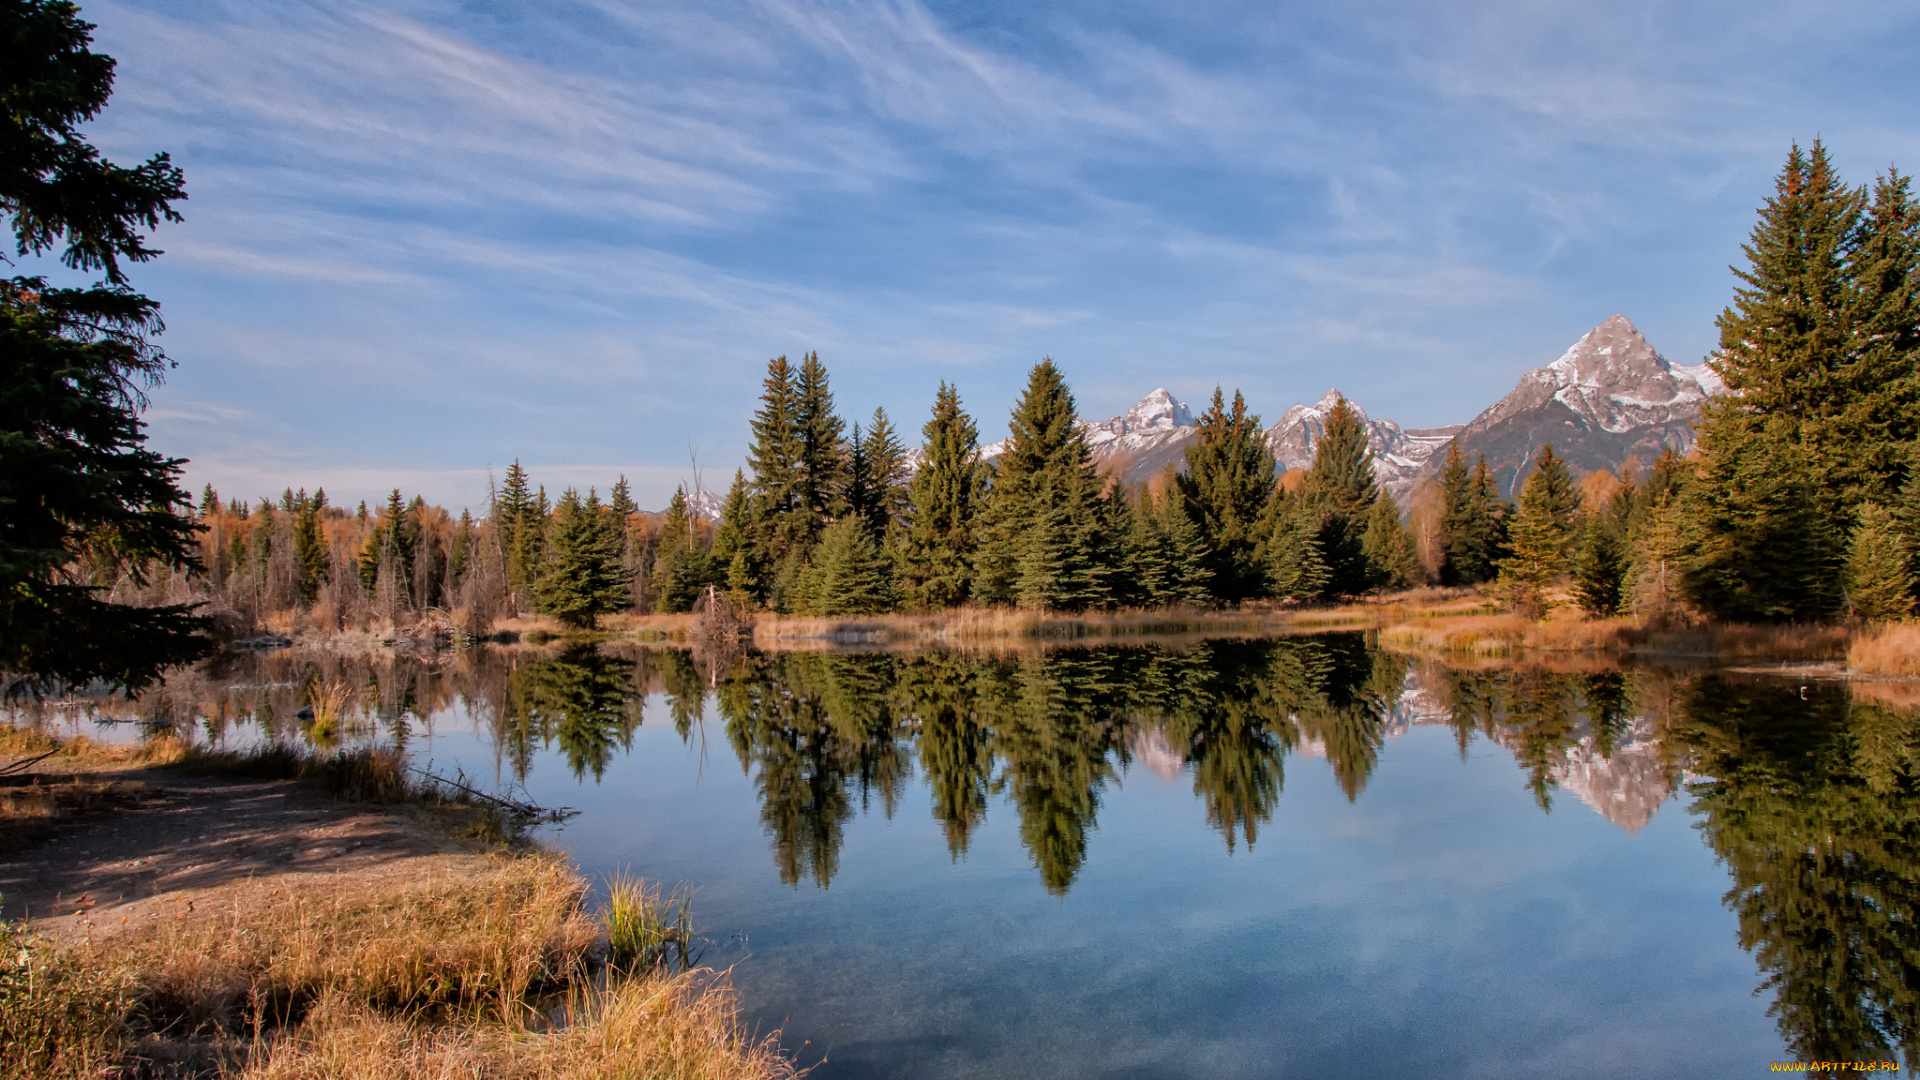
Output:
[
  {"left": 1301, "top": 397, "right": 1378, "bottom": 597},
  {"left": 292, "top": 497, "right": 327, "bottom": 606},
  {"left": 1176, "top": 388, "right": 1275, "bottom": 602},
  {"left": 496, "top": 461, "right": 539, "bottom": 604},
  {"left": 794, "top": 351, "right": 847, "bottom": 539},
  {"left": 1, "top": 0, "right": 212, "bottom": 692},
  {"left": 1359, "top": 494, "right": 1421, "bottom": 591},
  {"left": 1844, "top": 502, "right": 1916, "bottom": 620},
  {"left": 1498, "top": 445, "right": 1579, "bottom": 616},
  {"left": 804, "top": 515, "right": 895, "bottom": 616},
  {"left": 1437, "top": 443, "right": 1501, "bottom": 585},
  {"left": 1685, "top": 142, "right": 1903, "bottom": 620},
  {"left": 975, "top": 360, "right": 1110, "bottom": 608},
  {"left": 898, "top": 383, "right": 987, "bottom": 609},
  {"left": 533, "top": 489, "right": 632, "bottom": 629},
  {"left": 746, "top": 354, "right": 803, "bottom": 573},
  {"left": 846, "top": 407, "right": 911, "bottom": 534}
]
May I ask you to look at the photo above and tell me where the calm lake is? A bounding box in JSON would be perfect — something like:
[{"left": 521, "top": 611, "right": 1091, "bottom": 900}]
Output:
[{"left": 43, "top": 635, "right": 1920, "bottom": 1077}]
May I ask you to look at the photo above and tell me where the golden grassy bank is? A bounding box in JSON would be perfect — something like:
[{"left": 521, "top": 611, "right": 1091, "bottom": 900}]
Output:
[
  {"left": 1846, "top": 621, "right": 1920, "bottom": 677},
  {"left": 0, "top": 729, "right": 799, "bottom": 1080},
  {"left": 1, "top": 854, "right": 796, "bottom": 1080},
  {"left": 1376, "top": 614, "right": 1850, "bottom": 663}
]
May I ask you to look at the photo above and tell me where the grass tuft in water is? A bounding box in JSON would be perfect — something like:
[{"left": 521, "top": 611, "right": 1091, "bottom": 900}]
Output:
[{"left": 603, "top": 872, "right": 699, "bottom": 974}]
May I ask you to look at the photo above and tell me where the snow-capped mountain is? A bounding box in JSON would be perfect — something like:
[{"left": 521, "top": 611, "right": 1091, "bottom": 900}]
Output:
[
  {"left": 1264, "top": 390, "right": 1461, "bottom": 500},
  {"left": 1437, "top": 314, "right": 1720, "bottom": 497},
  {"left": 980, "top": 387, "right": 1201, "bottom": 486},
  {"left": 669, "top": 487, "right": 724, "bottom": 521}
]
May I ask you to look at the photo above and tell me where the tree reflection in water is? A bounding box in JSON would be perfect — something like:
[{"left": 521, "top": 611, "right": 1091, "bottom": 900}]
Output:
[
  {"left": 78, "top": 637, "right": 1920, "bottom": 1064},
  {"left": 1674, "top": 678, "right": 1920, "bottom": 1066},
  {"left": 499, "top": 646, "right": 642, "bottom": 782}
]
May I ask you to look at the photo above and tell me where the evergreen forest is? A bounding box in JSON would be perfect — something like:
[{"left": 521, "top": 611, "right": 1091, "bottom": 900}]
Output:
[{"left": 14, "top": 132, "right": 1920, "bottom": 684}]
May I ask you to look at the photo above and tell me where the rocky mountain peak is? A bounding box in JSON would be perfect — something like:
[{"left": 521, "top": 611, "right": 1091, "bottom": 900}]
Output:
[
  {"left": 1436, "top": 315, "right": 1722, "bottom": 496},
  {"left": 1118, "top": 387, "right": 1194, "bottom": 432},
  {"left": 1266, "top": 390, "right": 1458, "bottom": 501}
]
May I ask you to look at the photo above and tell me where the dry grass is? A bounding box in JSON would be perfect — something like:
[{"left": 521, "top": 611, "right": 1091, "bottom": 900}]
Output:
[
  {"left": 0, "top": 725, "right": 188, "bottom": 771},
  {"left": 240, "top": 968, "right": 794, "bottom": 1076},
  {"left": 1847, "top": 621, "right": 1920, "bottom": 677},
  {"left": 238, "top": 972, "right": 799, "bottom": 1080},
  {"left": 4, "top": 856, "right": 796, "bottom": 1080},
  {"left": 112, "top": 855, "right": 596, "bottom": 1033},
  {"left": 1379, "top": 614, "right": 1849, "bottom": 662}
]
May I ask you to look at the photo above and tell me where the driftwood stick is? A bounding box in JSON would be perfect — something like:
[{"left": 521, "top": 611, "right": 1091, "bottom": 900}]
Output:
[
  {"left": 0, "top": 748, "right": 61, "bottom": 776},
  {"left": 406, "top": 765, "right": 556, "bottom": 817}
]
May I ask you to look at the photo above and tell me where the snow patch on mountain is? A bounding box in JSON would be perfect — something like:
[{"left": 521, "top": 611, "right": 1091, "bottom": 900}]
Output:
[
  {"left": 979, "top": 387, "right": 1201, "bottom": 486},
  {"left": 1264, "top": 390, "right": 1459, "bottom": 500}
]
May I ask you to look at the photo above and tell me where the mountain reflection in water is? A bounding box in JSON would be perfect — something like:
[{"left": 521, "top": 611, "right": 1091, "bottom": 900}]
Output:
[{"left": 46, "top": 635, "right": 1920, "bottom": 1068}]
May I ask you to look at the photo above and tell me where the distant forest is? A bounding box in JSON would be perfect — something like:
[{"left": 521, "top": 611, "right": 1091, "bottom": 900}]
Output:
[{"left": 124, "top": 141, "right": 1918, "bottom": 633}]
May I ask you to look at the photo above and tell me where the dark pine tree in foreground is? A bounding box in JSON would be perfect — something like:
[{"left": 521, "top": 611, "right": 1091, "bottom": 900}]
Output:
[
  {"left": 1684, "top": 141, "right": 1920, "bottom": 621},
  {"left": 1, "top": 1, "right": 210, "bottom": 693}
]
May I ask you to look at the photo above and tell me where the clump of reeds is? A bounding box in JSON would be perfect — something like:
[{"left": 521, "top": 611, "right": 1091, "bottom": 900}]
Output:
[
  {"left": 303, "top": 679, "right": 355, "bottom": 747},
  {"left": 1847, "top": 620, "right": 1920, "bottom": 677},
  {"left": 602, "top": 872, "right": 698, "bottom": 974}
]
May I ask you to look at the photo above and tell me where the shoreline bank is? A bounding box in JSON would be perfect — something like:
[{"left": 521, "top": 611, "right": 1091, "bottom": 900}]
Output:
[{"left": 0, "top": 734, "right": 798, "bottom": 1080}]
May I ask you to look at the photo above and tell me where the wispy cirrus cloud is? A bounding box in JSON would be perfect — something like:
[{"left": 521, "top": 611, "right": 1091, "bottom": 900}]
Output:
[{"left": 67, "top": 0, "right": 1920, "bottom": 509}]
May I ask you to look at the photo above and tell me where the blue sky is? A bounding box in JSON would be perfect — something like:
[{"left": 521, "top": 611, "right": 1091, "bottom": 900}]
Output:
[{"left": 73, "top": 0, "right": 1920, "bottom": 511}]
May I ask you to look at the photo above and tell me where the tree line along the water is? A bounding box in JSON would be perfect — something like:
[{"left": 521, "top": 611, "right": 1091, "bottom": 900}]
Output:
[{"left": 7, "top": 6, "right": 1919, "bottom": 702}]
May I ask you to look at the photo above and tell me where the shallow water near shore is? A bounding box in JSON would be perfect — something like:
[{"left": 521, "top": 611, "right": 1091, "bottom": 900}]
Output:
[{"left": 29, "top": 636, "right": 1919, "bottom": 1077}]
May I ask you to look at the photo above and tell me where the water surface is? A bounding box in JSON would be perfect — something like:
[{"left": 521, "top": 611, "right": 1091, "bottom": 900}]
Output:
[{"left": 33, "top": 636, "right": 1920, "bottom": 1077}]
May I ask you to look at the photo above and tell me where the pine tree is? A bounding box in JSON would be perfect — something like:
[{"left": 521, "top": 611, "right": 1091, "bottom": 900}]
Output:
[
  {"left": 1263, "top": 488, "right": 1331, "bottom": 603},
  {"left": 1155, "top": 482, "right": 1213, "bottom": 605},
  {"left": 805, "top": 516, "right": 895, "bottom": 616},
  {"left": 1359, "top": 494, "right": 1421, "bottom": 591},
  {"left": 1114, "top": 487, "right": 1163, "bottom": 607},
  {"left": 1301, "top": 396, "right": 1377, "bottom": 597},
  {"left": 1571, "top": 512, "right": 1627, "bottom": 617},
  {"left": 794, "top": 351, "right": 847, "bottom": 539},
  {"left": 1498, "top": 445, "right": 1580, "bottom": 616},
  {"left": 847, "top": 407, "right": 911, "bottom": 533},
  {"left": 1176, "top": 388, "right": 1274, "bottom": 602},
  {"left": 746, "top": 355, "right": 803, "bottom": 572},
  {"left": 1839, "top": 168, "right": 1920, "bottom": 504},
  {"left": 497, "top": 461, "right": 538, "bottom": 603},
  {"left": 1686, "top": 434, "right": 1840, "bottom": 622},
  {"left": 898, "top": 383, "right": 987, "bottom": 610},
  {"left": 709, "top": 469, "right": 759, "bottom": 608},
  {"left": 1684, "top": 142, "right": 1906, "bottom": 620},
  {"left": 975, "top": 360, "right": 1109, "bottom": 608},
  {"left": 652, "top": 487, "right": 713, "bottom": 614},
  {"left": 1438, "top": 442, "right": 1501, "bottom": 585},
  {"left": 292, "top": 499, "right": 327, "bottom": 606},
  {"left": 533, "top": 489, "right": 632, "bottom": 629},
  {"left": 1844, "top": 503, "right": 1916, "bottom": 620}
]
